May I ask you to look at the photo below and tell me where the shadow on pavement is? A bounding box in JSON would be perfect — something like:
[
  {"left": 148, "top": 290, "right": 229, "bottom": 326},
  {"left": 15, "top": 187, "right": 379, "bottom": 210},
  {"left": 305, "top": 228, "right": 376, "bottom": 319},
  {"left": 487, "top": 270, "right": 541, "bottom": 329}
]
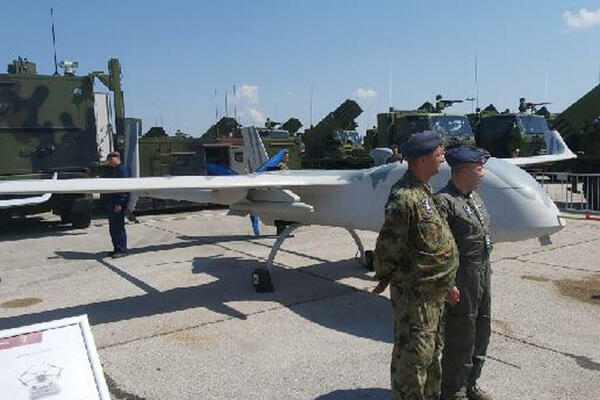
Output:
[
  {"left": 0, "top": 216, "right": 87, "bottom": 241},
  {"left": 314, "top": 388, "right": 391, "bottom": 399},
  {"left": 0, "top": 251, "right": 393, "bottom": 344},
  {"left": 53, "top": 234, "right": 276, "bottom": 260}
]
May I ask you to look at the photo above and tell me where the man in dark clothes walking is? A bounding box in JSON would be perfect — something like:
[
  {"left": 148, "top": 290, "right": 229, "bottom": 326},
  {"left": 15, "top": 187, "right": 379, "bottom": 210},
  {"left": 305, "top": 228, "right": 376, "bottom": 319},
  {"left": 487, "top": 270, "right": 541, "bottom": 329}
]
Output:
[{"left": 106, "top": 152, "right": 130, "bottom": 257}]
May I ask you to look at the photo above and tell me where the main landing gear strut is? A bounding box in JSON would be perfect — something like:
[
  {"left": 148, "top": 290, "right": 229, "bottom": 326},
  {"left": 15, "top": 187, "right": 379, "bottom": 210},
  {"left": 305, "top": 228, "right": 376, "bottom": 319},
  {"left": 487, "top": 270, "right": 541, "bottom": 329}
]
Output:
[{"left": 251, "top": 224, "right": 374, "bottom": 293}]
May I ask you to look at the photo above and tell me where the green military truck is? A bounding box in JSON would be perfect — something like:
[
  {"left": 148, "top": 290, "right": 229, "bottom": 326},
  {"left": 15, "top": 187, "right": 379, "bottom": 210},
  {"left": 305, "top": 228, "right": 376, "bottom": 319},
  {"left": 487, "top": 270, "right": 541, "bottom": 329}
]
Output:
[
  {"left": 140, "top": 126, "right": 247, "bottom": 177},
  {"left": 200, "top": 116, "right": 303, "bottom": 170},
  {"left": 469, "top": 99, "right": 552, "bottom": 158},
  {"left": 0, "top": 58, "right": 123, "bottom": 227},
  {"left": 302, "top": 99, "right": 372, "bottom": 169},
  {"left": 365, "top": 96, "right": 475, "bottom": 152},
  {"left": 257, "top": 118, "right": 302, "bottom": 169},
  {"left": 133, "top": 124, "right": 247, "bottom": 212}
]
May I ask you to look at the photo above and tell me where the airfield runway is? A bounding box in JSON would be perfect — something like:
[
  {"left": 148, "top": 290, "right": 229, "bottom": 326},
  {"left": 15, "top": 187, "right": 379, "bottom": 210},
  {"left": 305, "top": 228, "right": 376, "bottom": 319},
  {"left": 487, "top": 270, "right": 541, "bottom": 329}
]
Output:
[{"left": 0, "top": 210, "right": 598, "bottom": 399}]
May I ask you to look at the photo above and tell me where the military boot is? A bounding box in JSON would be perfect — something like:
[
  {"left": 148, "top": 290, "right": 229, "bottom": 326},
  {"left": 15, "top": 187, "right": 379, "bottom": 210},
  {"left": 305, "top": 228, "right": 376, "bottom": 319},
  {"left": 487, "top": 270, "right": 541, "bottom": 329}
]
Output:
[
  {"left": 467, "top": 386, "right": 492, "bottom": 400},
  {"left": 441, "top": 392, "right": 469, "bottom": 400}
]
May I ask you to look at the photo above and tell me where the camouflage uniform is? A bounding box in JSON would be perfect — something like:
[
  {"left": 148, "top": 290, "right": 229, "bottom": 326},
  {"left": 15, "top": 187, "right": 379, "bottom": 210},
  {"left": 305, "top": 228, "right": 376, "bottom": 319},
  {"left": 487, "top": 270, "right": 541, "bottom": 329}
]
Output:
[
  {"left": 387, "top": 153, "right": 404, "bottom": 164},
  {"left": 277, "top": 160, "right": 289, "bottom": 170},
  {"left": 436, "top": 182, "right": 492, "bottom": 400},
  {"left": 374, "top": 170, "right": 459, "bottom": 400}
]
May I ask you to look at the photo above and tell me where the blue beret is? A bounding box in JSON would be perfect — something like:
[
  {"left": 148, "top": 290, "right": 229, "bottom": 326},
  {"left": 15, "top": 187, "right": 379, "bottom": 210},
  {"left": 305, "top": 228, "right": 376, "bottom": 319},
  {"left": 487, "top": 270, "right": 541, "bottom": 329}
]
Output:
[
  {"left": 400, "top": 130, "right": 441, "bottom": 159},
  {"left": 445, "top": 146, "right": 490, "bottom": 167}
]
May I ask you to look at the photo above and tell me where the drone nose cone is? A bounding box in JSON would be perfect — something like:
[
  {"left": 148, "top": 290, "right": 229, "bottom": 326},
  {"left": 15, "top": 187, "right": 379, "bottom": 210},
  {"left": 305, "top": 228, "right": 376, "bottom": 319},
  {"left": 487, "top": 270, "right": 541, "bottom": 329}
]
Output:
[{"left": 479, "top": 158, "right": 564, "bottom": 243}]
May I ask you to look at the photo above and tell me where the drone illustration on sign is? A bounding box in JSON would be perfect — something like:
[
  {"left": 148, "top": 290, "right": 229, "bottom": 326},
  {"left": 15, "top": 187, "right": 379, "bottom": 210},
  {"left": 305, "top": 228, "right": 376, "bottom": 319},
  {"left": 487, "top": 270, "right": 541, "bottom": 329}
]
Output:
[{"left": 18, "top": 362, "right": 63, "bottom": 399}]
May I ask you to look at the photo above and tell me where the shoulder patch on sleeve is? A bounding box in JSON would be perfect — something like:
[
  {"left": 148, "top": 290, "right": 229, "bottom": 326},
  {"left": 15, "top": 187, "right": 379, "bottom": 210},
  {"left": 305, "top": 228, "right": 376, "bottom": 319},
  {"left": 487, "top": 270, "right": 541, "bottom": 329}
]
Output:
[{"left": 421, "top": 198, "right": 434, "bottom": 214}]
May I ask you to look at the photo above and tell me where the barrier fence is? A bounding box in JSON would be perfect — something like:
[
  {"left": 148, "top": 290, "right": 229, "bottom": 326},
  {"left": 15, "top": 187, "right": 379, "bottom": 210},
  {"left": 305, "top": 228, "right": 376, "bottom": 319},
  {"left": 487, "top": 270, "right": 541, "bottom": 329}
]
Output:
[{"left": 531, "top": 172, "right": 600, "bottom": 218}]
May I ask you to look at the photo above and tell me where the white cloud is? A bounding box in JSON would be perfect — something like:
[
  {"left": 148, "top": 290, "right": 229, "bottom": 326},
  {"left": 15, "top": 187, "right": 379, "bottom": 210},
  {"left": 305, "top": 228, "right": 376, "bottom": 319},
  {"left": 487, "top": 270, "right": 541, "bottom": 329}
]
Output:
[
  {"left": 237, "top": 84, "right": 259, "bottom": 105},
  {"left": 249, "top": 108, "right": 265, "bottom": 124},
  {"left": 234, "top": 84, "right": 264, "bottom": 125},
  {"left": 563, "top": 8, "right": 600, "bottom": 29},
  {"left": 354, "top": 88, "right": 377, "bottom": 99}
]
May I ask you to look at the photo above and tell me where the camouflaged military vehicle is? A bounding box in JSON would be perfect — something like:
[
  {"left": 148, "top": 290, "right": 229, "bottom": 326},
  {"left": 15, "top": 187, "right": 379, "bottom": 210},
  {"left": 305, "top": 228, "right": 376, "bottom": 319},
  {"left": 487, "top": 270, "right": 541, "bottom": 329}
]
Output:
[
  {"left": 0, "top": 57, "right": 123, "bottom": 227},
  {"left": 365, "top": 95, "right": 475, "bottom": 152},
  {"left": 551, "top": 85, "right": 600, "bottom": 166},
  {"left": 302, "top": 99, "right": 372, "bottom": 169},
  {"left": 470, "top": 99, "right": 553, "bottom": 158},
  {"left": 549, "top": 84, "right": 600, "bottom": 209},
  {"left": 141, "top": 125, "right": 247, "bottom": 177},
  {"left": 200, "top": 116, "right": 302, "bottom": 170},
  {"left": 132, "top": 124, "right": 247, "bottom": 212},
  {"left": 256, "top": 118, "right": 302, "bottom": 169}
]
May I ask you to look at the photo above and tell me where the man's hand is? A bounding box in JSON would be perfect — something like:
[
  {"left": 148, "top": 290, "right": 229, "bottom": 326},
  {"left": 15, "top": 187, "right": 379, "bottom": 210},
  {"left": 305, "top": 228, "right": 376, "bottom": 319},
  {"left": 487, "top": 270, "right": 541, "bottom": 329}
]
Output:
[
  {"left": 446, "top": 286, "right": 460, "bottom": 306},
  {"left": 114, "top": 204, "right": 122, "bottom": 213},
  {"left": 372, "top": 279, "right": 390, "bottom": 294}
]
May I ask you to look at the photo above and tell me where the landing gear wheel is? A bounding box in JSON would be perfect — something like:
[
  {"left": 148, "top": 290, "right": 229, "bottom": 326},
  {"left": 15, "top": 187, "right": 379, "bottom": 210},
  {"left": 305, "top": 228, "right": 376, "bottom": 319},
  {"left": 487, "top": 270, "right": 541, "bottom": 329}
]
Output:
[
  {"left": 71, "top": 213, "right": 91, "bottom": 229},
  {"left": 252, "top": 267, "right": 274, "bottom": 293},
  {"left": 364, "top": 250, "right": 374, "bottom": 271}
]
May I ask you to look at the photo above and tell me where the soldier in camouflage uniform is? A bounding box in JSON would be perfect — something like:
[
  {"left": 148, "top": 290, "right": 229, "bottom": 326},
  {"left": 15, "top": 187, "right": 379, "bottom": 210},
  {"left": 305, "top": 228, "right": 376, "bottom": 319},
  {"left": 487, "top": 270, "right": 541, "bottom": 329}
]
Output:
[
  {"left": 435, "top": 146, "right": 493, "bottom": 400},
  {"left": 387, "top": 144, "right": 403, "bottom": 163},
  {"left": 278, "top": 151, "right": 291, "bottom": 170},
  {"left": 373, "top": 131, "right": 459, "bottom": 400}
]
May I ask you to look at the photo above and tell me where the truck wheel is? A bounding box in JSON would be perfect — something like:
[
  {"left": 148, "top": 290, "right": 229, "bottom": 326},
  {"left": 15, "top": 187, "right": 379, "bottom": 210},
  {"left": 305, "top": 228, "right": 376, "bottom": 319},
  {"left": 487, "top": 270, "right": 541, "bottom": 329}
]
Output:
[
  {"left": 71, "top": 213, "right": 91, "bottom": 229},
  {"left": 0, "top": 213, "right": 9, "bottom": 225},
  {"left": 60, "top": 212, "right": 72, "bottom": 224}
]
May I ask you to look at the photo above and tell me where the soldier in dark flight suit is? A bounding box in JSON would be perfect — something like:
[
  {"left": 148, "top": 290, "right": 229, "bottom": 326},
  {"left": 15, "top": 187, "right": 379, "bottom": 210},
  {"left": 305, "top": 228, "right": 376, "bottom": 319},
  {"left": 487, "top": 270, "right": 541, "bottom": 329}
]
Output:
[{"left": 435, "top": 146, "right": 493, "bottom": 400}]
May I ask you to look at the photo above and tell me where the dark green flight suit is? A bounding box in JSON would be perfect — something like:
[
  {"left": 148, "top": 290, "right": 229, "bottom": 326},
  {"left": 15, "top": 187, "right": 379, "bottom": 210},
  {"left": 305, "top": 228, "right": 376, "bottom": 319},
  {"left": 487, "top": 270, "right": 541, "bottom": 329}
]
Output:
[
  {"left": 374, "top": 171, "right": 459, "bottom": 400},
  {"left": 435, "top": 182, "right": 492, "bottom": 399}
]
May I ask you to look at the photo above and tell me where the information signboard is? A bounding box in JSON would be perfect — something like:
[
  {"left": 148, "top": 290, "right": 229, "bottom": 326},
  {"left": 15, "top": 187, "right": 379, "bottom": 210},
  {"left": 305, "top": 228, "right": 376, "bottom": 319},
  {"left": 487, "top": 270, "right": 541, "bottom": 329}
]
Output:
[{"left": 0, "top": 315, "right": 110, "bottom": 399}]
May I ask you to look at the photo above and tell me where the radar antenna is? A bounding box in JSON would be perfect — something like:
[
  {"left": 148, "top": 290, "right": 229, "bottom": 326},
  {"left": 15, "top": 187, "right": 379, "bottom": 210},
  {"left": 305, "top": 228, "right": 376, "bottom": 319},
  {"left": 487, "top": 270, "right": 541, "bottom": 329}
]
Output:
[{"left": 50, "top": 8, "right": 59, "bottom": 76}]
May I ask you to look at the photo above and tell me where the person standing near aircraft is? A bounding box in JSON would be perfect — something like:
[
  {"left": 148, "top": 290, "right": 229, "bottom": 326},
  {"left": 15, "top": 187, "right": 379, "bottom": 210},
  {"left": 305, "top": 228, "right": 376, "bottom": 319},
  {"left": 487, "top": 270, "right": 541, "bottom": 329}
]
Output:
[
  {"left": 266, "top": 150, "right": 291, "bottom": 172},
  {"left": 387, "top": 144, "right": 403, "bottom": 163},
  {"left": 372, "top": 131, "right": 459, "bottom": 400},
  {"left": 278, "top": 151, "right": 291, "bottom": 170},
  {"left": 435, "top": 146, "right": 493, "bottom": 400},
  {"left": 106, "top": 152, "right": 130, "bottom": 257}
]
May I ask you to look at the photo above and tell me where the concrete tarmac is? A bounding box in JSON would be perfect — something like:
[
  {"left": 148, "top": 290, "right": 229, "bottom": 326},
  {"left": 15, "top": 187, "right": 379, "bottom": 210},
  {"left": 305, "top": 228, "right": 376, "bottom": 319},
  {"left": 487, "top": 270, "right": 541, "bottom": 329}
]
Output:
[{"left": 0, "top": 210, "right": 598, "bottom": 399}]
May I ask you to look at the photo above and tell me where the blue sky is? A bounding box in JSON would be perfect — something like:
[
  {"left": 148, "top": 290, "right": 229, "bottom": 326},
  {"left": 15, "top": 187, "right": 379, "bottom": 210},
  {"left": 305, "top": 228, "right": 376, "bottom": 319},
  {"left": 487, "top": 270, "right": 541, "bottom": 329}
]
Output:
[{"left": 3, "top": 1, "right": 599, "bottom": 136}]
